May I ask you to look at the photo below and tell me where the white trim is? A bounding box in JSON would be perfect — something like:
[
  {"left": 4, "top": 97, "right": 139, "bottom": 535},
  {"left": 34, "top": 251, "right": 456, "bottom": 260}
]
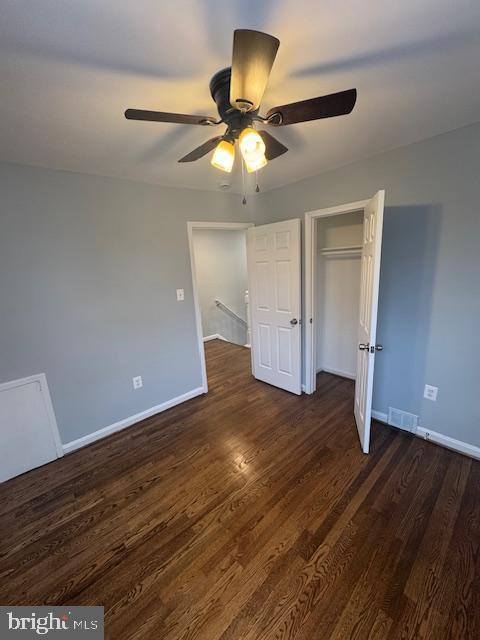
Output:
[
  {"left": 188, "top": 221, "right": 253, "bottom": 231},
  {"left": 316, "top": 366, "right": 356, "bottom": 380},
  {"left": 372, "top": 409, "right": 388, "bottom": 423},
  {"left": 416, "top": 427, "right": 480, "bottom": 461},
  {"left": 0, "top": 373, "right": 63, "bottom": 458},
  {"left": 203, "top": 333, "right": 227, "bottom": 342},
  {"left": 371, "top": 409, "right": 480, "bottom": 461},
  {"left": 62, "top": 386, "right": 204, "bottom": 454},
  {"left": 305, "top": 199, "right": 370, "bottom": 220},
  {"left": 187, "top": 220, "right": 253, "bottom": 393},
  {"left": 304, "top": 198, "right": 369, "bottom": 395},
  {"left": 204, "top": 334, "right": 250, "bottom": 348}
]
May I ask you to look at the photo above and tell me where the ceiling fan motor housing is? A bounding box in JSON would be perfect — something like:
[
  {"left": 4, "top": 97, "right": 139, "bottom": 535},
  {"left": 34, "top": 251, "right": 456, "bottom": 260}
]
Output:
[{"left": 209, "top": 67, "right": 257, "bottom": 138}]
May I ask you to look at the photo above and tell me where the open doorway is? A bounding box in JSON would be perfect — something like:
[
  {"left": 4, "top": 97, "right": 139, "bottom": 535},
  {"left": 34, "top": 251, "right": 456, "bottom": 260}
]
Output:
[
  {"left": 305, "top": 192, "right": 385, "bottom": 453},
  {"left": 315, "top": 210, "right": 364, "bottom": 381},
  {"left": 188, "top": 222, "right": 253, "bottom": 392}
]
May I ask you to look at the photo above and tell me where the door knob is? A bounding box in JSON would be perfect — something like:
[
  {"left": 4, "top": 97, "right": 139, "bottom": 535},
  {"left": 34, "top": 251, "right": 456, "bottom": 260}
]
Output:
[
  {"left": 358, "top": 343, "right": 369, "bottom": 351},
  {"left": 375, "top": 344, "right": 383, "bottom": 351},
  {"left": 290, "top": 318, "right": 298, "bottom": 326}
]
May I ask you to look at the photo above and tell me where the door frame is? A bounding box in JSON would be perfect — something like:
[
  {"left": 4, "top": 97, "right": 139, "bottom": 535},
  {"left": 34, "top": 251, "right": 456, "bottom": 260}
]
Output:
[
  {"left": 187, "top": 221, "right": 254, "bottom": 393},
  {"left": 304, "top": 198, "right": 370, "bottom": 394},
  {"left": 0, "top": 373, "right": 64, "bottom": 459}
]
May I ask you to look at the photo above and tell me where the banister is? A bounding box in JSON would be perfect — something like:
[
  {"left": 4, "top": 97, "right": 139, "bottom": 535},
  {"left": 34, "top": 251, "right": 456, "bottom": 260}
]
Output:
[{"left": 214, "top": 298, "right": 247, "bottom": 327}]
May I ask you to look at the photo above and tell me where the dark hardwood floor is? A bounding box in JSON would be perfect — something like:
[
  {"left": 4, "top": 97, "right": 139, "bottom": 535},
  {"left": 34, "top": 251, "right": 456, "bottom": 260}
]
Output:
[{"left": 1, "top": 339, "right": 479, "bottom": 639}]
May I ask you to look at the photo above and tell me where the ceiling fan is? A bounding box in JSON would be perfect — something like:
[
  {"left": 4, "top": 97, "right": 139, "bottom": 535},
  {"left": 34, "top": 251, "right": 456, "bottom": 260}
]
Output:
[{"left": 125, "top": 29, "right": 357, "bottom": 174}]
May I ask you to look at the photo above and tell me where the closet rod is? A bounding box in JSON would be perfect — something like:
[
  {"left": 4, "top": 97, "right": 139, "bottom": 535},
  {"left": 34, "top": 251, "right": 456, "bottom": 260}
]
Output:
[{"left": 319, "top": 245, "right": 362, "bottom": 257}]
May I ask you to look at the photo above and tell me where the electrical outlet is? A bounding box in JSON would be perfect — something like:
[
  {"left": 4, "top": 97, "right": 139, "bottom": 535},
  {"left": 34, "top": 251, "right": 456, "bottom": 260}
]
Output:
[
  {"left": 424, "top": 384, "right": 438, "bottom": 401},
  {"left": 133, "top": 376, "right": 143, "bottom": 390},
  {"left": 176, "top": 288, "right": 185, "bottom": 301}
]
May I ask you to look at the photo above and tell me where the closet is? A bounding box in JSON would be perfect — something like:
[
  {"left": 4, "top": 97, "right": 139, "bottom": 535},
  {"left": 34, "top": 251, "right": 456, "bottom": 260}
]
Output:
[{"left": 316, "top": 210, "right": 364, "bottom": 379}]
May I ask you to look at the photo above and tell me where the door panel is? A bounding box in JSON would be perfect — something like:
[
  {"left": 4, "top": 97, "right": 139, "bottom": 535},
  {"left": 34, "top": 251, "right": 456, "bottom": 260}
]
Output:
[
  {"left": 354, "top": 190, "right": 385, "bottom": 453},
  {"left": 248, "top": 219, "right": 301, "bottom": 394},
  {"left": 256, "top": 261, "right": 270, "bottom": 308},
  {"left": 275, "top": 229, "right": 291, "bottom": 250},
  {"left": 277, "top": 327, "right": 293, "bottom": 374},
  {"left": 276, "top": 261, "right": 292, "bottom": 311},
  {"left": 258, "top": 324, "right": 272, "bottom": 368},
  {"left": 0, "top": 377, "right": 60, "bottom": 483}
]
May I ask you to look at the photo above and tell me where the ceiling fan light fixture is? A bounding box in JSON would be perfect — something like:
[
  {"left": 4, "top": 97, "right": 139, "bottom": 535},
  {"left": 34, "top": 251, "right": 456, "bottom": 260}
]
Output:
[
  {"left": 244, "top": 153, "right": 268, "bottom": 173},
  {"left": 239, "top": 127, "right": 266, "bottom": 164},
  {"left": 125, "top": 30, "right": 357, "bottom": 179},
  {"left": 211, "top": 140, "right": 235, "bottom": 173}
]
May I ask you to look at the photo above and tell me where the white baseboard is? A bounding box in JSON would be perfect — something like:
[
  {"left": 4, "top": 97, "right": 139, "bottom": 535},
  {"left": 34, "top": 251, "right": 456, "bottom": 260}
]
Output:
[
  {"left": 416, "top": 426, "right": 480, "bottom": 461},
  {"left": 316, "top": 366, "right": 356, "bottom": 380},
  {"left": 372, "top": 410, "right": 388, "bottom": 424},
  {"left": 62, "top": 386, "right": 204, "bottom": 454},
  {"left": 203, "top": 333, "right": 228, "bottom": 343},
  {"left": 371, "top": 409, "right": 480, "bottom": 461},
  {"left": 204, "top": 334, "right": 246, "bottom": 346},
  {"left": 203, "top": 334, "right": 219, "bottom": 342}
]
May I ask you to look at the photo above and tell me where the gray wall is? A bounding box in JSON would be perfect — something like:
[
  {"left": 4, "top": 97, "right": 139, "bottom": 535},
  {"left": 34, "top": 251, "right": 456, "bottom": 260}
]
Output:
[
  {"left": 192, "top": 229, "right": 248, "bottom": 346},
  {"left": 0, "top": 162, "right": 252, "bottom": 444},
  {"left": 257, "top": 122, "right": 480, "bottom": 448},
  {"left": 2, "top": 121, "right": 479, "bottom": 452}
]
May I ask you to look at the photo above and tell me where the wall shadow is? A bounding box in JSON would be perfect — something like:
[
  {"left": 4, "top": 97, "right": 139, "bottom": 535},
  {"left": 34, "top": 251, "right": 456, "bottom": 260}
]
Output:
[
  {"left": 373, "top": 204, "right": 442, "bottom": 416},
  {"left": 292, "top": 29, "right": 478, "bottom": 77},
  {"left": 200, "top": 0, "right": 281, "bottom": 58}
]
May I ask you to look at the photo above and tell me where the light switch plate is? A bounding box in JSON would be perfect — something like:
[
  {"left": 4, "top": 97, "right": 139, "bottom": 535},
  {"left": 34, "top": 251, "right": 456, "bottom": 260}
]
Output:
[
  {"left": 176, "top": 288, "right": 185, "bottom": 301},
  {"left": 424, "top": 384, "right": 438, "bottom": 401}
]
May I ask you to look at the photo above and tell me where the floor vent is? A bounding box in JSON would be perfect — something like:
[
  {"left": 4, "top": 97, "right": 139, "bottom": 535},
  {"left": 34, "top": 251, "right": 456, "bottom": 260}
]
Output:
[{"left": 388, "top": 407, "right": 418, "bottom": 433}]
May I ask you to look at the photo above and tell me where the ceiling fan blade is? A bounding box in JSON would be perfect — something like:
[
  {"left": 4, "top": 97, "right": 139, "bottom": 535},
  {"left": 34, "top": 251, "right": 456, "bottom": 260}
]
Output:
[
  {"left": 230, "top": 29, "right": 280, "bottom": 112},
  {"left": 266, "top": 88, "right": 357, "bottom": 126},
  {"left": 258, "top": 130, "right": 288, "bottom": 160},
  {"left": 125, "top": 109, "right": 218, "bottom": 126},
  {"left": 178, "top": 136, "right": 223, "bottom": 163}
]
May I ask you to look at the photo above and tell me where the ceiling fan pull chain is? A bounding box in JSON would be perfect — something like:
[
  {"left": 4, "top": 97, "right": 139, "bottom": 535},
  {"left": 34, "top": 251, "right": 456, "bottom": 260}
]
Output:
[
  {"left": 241, "top": 157, "right": 247, "bottom": 205},
  {"left": 255, "top": 171, "right": 260, "bottom": 193}
]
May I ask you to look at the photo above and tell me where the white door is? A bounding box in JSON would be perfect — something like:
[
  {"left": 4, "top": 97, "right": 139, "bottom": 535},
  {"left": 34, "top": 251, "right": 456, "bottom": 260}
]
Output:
[
  {"left": 0, "top": 375, "right": 62, "bottom": 483},
  {"left": 247, "top": 219, "right": 302, "bottom": 394},
  {"left": 354, "top": 190, "right": 385, "bottom": 453}
]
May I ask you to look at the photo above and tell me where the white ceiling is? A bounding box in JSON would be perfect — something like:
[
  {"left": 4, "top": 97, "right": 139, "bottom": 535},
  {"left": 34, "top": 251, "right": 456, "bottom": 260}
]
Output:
[{"left": 1, "top": 0, "right": 480, "bottom": 193}]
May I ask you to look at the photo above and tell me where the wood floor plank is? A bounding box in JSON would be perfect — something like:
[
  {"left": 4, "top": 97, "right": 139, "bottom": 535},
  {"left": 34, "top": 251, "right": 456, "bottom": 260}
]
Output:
[{"left": 0, "top": 339, "right": 478, "bottom": 639}]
